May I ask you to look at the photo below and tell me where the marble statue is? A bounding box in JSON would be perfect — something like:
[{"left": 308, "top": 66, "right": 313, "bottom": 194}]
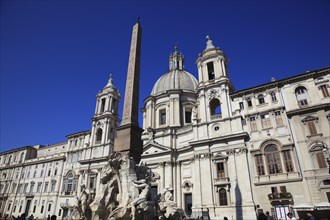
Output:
[
  {"left": 157, "top": 187, "right": 184, "bottom": 219},
  {"left": 79, "top": 151, "right": 185, "bottom": 220}
]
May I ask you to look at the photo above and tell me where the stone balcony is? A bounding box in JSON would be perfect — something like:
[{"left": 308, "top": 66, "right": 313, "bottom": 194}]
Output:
[{"left": 214, "top": 177, "right": 230, "bottom": 185}]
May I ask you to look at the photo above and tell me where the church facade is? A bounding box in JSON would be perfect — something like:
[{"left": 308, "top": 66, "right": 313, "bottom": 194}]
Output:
[
  {"left": 0, "top": 23, "right": 330, "bottom": 220},
  {"left": 140, "top": 37, "right": 330, "bottom": 219}
]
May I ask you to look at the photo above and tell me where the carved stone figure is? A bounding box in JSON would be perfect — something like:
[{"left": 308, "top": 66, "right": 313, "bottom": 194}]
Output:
[
  {"left": 79, "top": 184, "right": 92, "bottom": 219},
  {"left": 157, "top": 187, "right": 184, "bottom": 219},
  {"left": 89, "top": 152, "right": 157, "bottom": 220},
  {"left": 129, "top": 179, "right": 153, "bottom": 220}
]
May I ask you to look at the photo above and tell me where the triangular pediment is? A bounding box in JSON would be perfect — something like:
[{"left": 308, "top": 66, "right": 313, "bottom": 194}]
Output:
[
  {"left": 301, "top": 115, "right": 318, "bottom": 122},
  {"left": 143, "top": 142, "right": 171, "bottom": 155}
]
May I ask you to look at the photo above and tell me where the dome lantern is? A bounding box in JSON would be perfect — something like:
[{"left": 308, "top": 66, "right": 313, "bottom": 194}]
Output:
[{"left": 169, "top": 45, "right": 184, "bottom": 71}]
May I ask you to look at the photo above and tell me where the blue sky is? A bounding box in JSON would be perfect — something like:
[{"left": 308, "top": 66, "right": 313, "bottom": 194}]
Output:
[{"left": 1, "top": 0, "right": 329, "bottom": 152}]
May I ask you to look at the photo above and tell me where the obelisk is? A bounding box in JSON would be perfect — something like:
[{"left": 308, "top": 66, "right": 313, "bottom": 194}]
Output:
[{"left": 114, "top": 20, "right": 143, "bottom": 162}]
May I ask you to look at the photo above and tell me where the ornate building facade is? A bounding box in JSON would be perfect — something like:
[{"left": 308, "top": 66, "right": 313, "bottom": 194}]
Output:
[{"left": 1, "top": 27, "right": 330, "bottom": 220}]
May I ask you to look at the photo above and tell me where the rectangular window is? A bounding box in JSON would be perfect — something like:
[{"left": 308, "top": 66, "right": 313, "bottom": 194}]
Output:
[
  {"left": 307, "top": 121, "right": 317, "bottom": 136},
  {"left": 247, "top": 99, "right": 252, "bottom": 107},
  {"left": 59, "top": 209, "right": 62, "bottom": 216},
  {"left": 33, "top": 205, "right": 36, "bottom": 213},
  {"left": 299, "top": 99, "right": 308, "bottom": 107},
  {"left": 261, "top": 114, "right": 271, "bottom": 128},
  {"left": 185, "top": 110, "right": 192, "bottom": 124},
  {"left": 37, "top": 183, "right": 42, "bottom": 193},
  {"left": 320, "top": 85, "right": 330, "bottom": 97},
  {"left": 258, "top": 95, "right": 265, "bottom": 104},
  {"left": 17, "top": 184, "right": 22, "bottom": 193},
  {"left": 270, "top": 92, "right": 277, "bottom": 102},
  {"left": 275, "top": 111, "right": 283, "bottom": 126},
  {"left": 11, "top": 184, "right": 16, "bottom": 193},
  {"left": 89, "top": 176, "right": 96, "bottom": 189},
  {"left": 100, "top": 98, "right": 106, "bottom": 113},
  {"left": 280, "top": 186, "right": 287, "bottom": 193},
  {"left": 24, "top": 183, "right": 28, "bottom": 193},
  {"left": 239, "top": 102, "right": 244, "bottom": 110},
  {"left": 216, "top": 162, "right": 225, "bottom": 178},
  {"left": 250, "top": 116, "right": 257, "bottom": 131},
  {"left": 271, "top": 187, "right": 278, "bottom": 194},
  {"left": 40, "top": 206, "right": 44, "bottom": 213},
  {"left": 29, "top": 184, "right": 34, "bottom": 193},
  {"left": 266, "top": 153, "right": 282, "bottom": 174},
  {"left": 184, "top": 193, "right": 192, "bottom": 216},
  {"left": 207, "top": 62, "right": 215, "bottom": 80},
  {"left": 283, "top": 151, "right": 294, "bottom": 172},
  {"left": 48, "top": 204, "right": 51, "bottom": 212},
  {"left": 159, "top": 109, "right": 166, "bottom": 125},
  {"left": 219, "top": 189, "right": 228, "bottom": 206},
  {"left": 255, "top": 155, "right": 265, "bottom": 175},
  {"left": 51, "top": 182, "right": 56, "bottom": 192},
  {"left": 44, "top": 182, "right": 49, "bottom": 193}
]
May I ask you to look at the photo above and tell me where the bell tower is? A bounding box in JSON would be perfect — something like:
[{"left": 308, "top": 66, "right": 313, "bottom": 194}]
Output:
[
  {"left": 196, "top": 35, "right": 230, "bottom": 85},
  {"left": 196, "top": 36, "right": 234, "bottom": 122},
  {"left": 91, "top": 74, "right": 120, "bottom": 152}
]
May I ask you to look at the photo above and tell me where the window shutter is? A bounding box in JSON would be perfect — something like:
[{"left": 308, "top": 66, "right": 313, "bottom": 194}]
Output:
[
  {"left": 307, "top": 121, "right": 317, "bottom": 135},
  {"left": 316, "top": 152, "right": 327, "bottom": 168}
]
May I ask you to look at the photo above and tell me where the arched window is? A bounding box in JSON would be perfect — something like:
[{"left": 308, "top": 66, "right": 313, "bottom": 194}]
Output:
[
  {"left": 63, "top": 172, "right": 77, "bottom": 195},
  {"left": 210, "top": 98, "right": 221, "bottom": 116},
  {"left": 265, "top": 145, "right": 282, "bottom": 174},
  {"left": 310, "top": 144, "right": 328, "bottom": 169},
  {"left": 219, "top": 188, "right": 228, "bottom": 206},
  {"left": 96, "top": 128, "right": 103, "bottom": 143},
  {"left": 258, "top": 94, "right": 265, "bottom": 104},
  {"left": 295, "top": 86, "right": 309, "bottom": 107}
]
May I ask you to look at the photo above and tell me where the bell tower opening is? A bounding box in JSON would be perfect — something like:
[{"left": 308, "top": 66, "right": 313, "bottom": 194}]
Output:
[
  {"left": 210, "top": 98, "right": 221, "bottom": 116},
  {"left": 207, "top": 62, "right": 215, "bottom": 80}
]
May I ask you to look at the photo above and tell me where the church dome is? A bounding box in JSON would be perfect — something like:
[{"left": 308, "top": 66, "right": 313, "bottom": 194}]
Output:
[
  {"left": 151, "top": 46, "right": 198, "bottom": 96},
  {"left": 151, "top": 69, "right": 198, "bottom": 96}
]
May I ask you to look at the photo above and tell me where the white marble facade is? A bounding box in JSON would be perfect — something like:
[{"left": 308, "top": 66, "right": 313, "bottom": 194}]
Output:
[{"left": 1, "top": 36, "right": 329, "bottom": 220}]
